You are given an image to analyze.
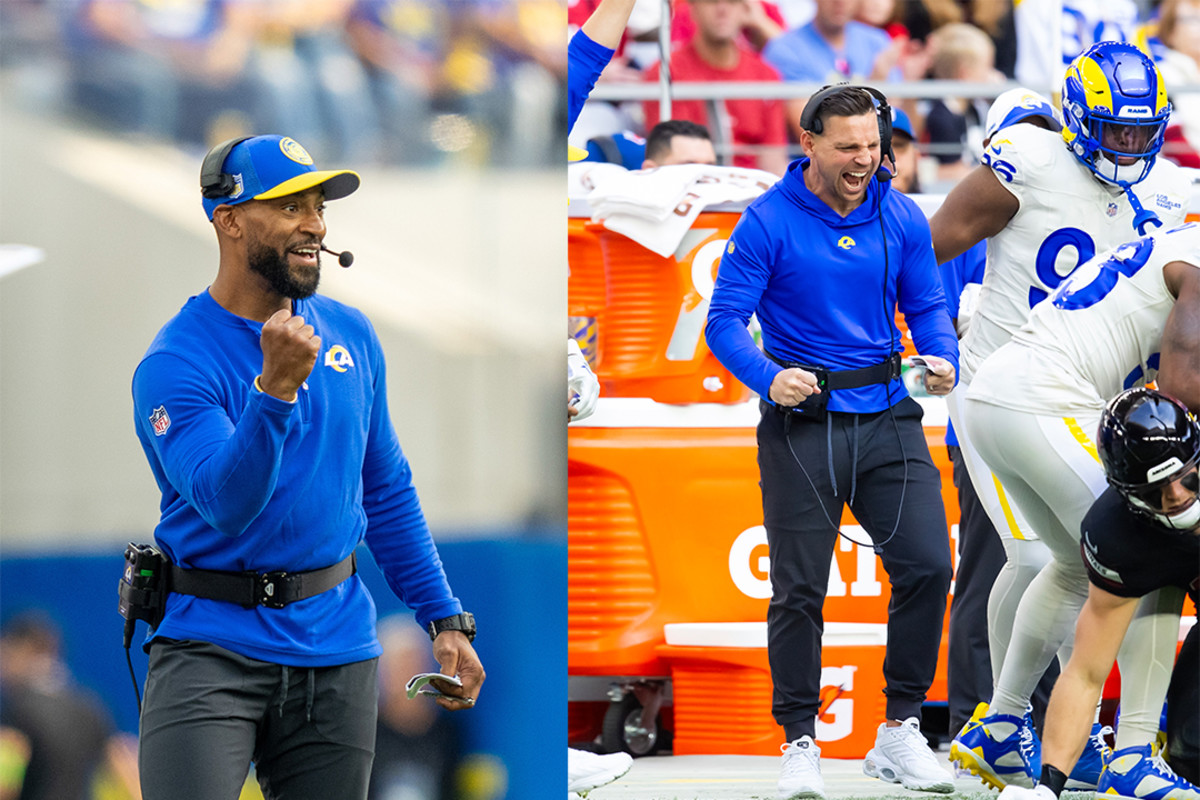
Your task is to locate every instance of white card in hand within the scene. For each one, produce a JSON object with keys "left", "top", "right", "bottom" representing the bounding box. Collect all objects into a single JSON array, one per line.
[{"left": 405, "top": 672, "right": 472, "bottom": 703}]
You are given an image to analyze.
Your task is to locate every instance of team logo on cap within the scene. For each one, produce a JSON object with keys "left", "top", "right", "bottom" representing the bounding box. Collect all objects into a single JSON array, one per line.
[
  {"left": 230, "top": 173, "right": 244, "bottom": 199},
  {"left": 149, "top": 405, "right": 171, "bottom": 436},
  {"left": 279, "top": 137, "right": 314, "bottom": 166},
  {"left": 324, "top": 345, "right": 355, "bottom": 372}
]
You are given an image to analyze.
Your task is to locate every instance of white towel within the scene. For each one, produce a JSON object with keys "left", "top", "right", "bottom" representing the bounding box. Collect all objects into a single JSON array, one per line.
[{"left": 586, "top": 165, "right": 779, "bottom": 257}]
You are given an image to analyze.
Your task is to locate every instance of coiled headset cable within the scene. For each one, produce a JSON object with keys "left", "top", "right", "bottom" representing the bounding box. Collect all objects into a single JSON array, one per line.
[{"left": 780, "top": 183, "right": 908, "bottom": 552}]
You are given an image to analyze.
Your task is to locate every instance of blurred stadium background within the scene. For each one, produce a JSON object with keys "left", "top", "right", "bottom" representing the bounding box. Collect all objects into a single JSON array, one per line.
[{"left": 0, "top": 1, "right": 568, "bottom": 798}]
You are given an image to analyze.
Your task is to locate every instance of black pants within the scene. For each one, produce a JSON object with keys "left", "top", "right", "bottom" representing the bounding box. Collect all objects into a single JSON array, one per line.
[
  {"left": 945, "top": 445, "right": 1059, "bottom": 735},
  {"left": 758, "top": 397, "right": 952, "bottom": 741},
  {"left": 946, "top": 444, "right": 1004, "bottom": 733},
  {"left": 139, "top": 639, "right": 378, "bottom": 800},
  {"left": 1167, "top": 620, "right": 1199, "bottom": 784}
]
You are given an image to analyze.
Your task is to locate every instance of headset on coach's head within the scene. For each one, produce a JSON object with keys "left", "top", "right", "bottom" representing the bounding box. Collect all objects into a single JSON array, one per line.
[{"left": 800, "top": 83, "right": 895, "bottom": 183}]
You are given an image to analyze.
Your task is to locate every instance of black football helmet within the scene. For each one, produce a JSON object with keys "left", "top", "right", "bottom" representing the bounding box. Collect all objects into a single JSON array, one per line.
[{"left": 1097, "top": 387, "right": 1200, "bottom": 529}]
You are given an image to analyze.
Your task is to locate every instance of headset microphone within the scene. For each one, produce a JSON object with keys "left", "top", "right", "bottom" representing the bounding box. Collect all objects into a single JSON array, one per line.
[{"left": 321, "top": 245, "right": 354, "bottom": 268}]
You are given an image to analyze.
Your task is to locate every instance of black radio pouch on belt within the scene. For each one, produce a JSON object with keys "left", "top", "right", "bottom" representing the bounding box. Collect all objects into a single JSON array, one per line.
[
  {"left": 764, "top": 349, "right": 902, "bottom": 423},
  {"left": 765, "top": 349, "right": 830, "bottom": 421},
  {"left": 118, "top": 543, "right": 168, "bottom": 642}
]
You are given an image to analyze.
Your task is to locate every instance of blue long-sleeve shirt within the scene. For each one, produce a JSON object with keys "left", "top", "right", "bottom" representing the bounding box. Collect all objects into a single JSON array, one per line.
[
  {"left": 132, "top": 290, "right": 461, "bottom": 666},
  {"left": 568, "top": 30, "right": 614, "bottom": 133},
  {"left": 706, "top": 158, "right": 959, "bottom": 414}
]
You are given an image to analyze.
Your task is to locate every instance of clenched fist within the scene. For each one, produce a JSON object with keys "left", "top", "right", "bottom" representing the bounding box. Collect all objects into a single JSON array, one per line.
[
  {"left": 769, "top": 367, "right": 821, "bottom": 407},
  {"left": 259, "top": 309, "right": 320, "bottom": 402}
]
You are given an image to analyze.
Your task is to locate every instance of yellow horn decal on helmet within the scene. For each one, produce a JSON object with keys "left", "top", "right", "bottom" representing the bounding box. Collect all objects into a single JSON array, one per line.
[
  {"left": 1077, "top": 56, "right": 1113, "bottom": 112},
  {"left": 1154, "top": 65, "right": 1168, "bottom": 114}
]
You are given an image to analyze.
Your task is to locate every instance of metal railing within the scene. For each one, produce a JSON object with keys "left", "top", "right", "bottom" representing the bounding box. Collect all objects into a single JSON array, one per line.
[{"left": 583, "top": 78, "right": 1200, "bottom": 166}]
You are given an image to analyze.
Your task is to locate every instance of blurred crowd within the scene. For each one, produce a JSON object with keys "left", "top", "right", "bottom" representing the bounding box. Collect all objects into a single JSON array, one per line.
[
  {"left": 0, "top": 0, "right": 569, "bottom": 168},
  {"left": 0, "top": 610, "right": 480, "bottom": 800},
  {"left": 568, "top": 0, "right": 1200, "bottom": 191}
]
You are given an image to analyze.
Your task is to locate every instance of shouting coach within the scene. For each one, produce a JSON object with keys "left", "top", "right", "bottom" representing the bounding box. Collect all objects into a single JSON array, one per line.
[{"left": 706, "top": 84, "right": 959, "bottom": 800}]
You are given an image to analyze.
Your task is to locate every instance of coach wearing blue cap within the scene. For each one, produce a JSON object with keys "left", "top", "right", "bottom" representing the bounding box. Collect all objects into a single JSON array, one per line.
[{"left": 131, "top": 135, "right": 483, "bottom": 800}]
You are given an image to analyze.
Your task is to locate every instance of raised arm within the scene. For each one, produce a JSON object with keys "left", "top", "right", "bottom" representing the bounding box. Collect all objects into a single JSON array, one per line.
[
  {"left": 580, "top": 0, "right": 638, "bottom": 50},
  {"left": 930, "top": 163, "right": 1019, "bottom": 264}
]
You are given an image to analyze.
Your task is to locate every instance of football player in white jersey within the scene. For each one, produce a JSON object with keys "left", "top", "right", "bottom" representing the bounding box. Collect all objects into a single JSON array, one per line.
[
  {"left": 928, "top": 40, "right": 1191, "bottom": 793},
  {"left": 940, "top": 86, "right": 1064, "bottom": 750},
  {"left": 960, "top": 221, "right": 1200, "bottom": 800},
  {"left": 1014, "top": 0, "right": 1142, "bottom": 94}
]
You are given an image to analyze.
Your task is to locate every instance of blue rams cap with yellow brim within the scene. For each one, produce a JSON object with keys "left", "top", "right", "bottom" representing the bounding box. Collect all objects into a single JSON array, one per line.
[{"left": 202, "top": 135, "right": 360, "bottom": 220}]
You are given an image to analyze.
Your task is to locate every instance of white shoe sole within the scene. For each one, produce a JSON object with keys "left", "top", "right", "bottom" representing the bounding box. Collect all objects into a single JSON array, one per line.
[
  {"left": 778, "top": 787, "right": 826, "bottom": 800},
  {"left": 863, "top": 749, "right": 955, "bottom": 793},
  {"left": 568, "top": 761, "right": 633, "bottom": 793}
]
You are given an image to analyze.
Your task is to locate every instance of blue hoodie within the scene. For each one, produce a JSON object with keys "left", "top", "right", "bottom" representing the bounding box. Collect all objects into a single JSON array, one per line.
[
  {"left": 132, "top": 290, "right": 462, "bottom": 666},
  {"left": 706, "top": 158, "right": 958, "bottom": 414}
]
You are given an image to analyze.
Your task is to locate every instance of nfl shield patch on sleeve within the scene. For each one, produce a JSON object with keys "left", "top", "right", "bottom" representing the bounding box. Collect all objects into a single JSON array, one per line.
[{"left": 150, "top": 406, "right": 171, "bottom": 436}]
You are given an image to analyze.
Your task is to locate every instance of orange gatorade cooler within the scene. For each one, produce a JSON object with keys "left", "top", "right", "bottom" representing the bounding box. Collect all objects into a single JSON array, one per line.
[
  {"left": 569, "top": 214, "right": 607, "bottom": 370},
  {"left": 568, "top": 399, "right": 959, "bottom": 703},
  {"left": 657, "top": 622, "right": 888, "bottom": 757},
  {"left": 568, "top": 403, "right": 768, "bottom": 678},
  {"left": 587, "top": 211, "right": 749, "bottom": 405}
]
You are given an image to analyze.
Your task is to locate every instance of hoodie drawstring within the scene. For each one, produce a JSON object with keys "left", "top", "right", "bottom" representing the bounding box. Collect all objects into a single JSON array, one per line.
[
  {"left": 278, "top": 665, "right": 289, "bottom": 717},
  {"left": 277, "top": 664, "right": 317, "bottom": 722},
  {"left": 305, "top": 668, "right": 315, "bottom": 722},
  {"left": 826, "top": 414, "right": 837, "bottom": 497},
  {"left": 848, "top": 415, "right": 860, "bottom": 507}
]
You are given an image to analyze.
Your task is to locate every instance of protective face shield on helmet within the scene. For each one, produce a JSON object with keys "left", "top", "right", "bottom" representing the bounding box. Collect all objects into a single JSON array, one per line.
[
  {"left": 1061, "top": 41, "right": 1170, "bottom": 189},
  {"left": 1098, "top": 388, "right": 1200, "bottom": 532},
  {"left": 1124, "top": 466, "right": 1200, "bottom": 531}
]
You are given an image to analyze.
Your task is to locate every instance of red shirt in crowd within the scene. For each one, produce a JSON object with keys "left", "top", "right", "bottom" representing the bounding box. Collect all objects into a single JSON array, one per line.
[
  {"left": 670, "top": 0, "right": 787, "bottom": 51},
  {"left": 643, "top": 41, "right": 787, "bottom": 171}
]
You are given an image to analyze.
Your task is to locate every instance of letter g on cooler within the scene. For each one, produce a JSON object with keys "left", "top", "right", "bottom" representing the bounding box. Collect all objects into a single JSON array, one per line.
[{"left": 728, "top": 526, "right": 772, "bottom": 599}]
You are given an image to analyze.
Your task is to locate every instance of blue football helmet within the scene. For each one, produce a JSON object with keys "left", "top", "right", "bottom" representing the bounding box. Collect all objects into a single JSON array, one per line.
[{"left": 1061, "top": 41, "right": 1170, "bottom": 188}]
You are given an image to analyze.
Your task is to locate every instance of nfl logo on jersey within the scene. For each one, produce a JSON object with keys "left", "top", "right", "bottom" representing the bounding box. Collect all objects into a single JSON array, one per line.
[
  {"left": 1106, "top": 202, "right": 1118, "bottom": 218},
  {"left": 150, "top": 405, "right": 171, "bottom": 437}
]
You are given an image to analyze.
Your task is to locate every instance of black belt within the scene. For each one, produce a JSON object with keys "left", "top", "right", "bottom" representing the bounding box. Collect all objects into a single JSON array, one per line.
[
  {"left": 764, "top": 349, "right": 902, "bottom": 390},
  {"left": 169, "top": 553, "right": 356, "bottom": 610}
]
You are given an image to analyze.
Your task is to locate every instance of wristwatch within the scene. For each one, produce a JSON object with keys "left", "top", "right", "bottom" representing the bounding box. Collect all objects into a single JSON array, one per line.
[{"left": 427, "top": 612, "right": 476, "bottom": 643}]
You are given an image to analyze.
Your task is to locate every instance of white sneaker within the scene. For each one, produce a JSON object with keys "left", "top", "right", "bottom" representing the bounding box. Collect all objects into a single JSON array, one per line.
[
  {"left": 567, "top": 747, "right": 633, "bottom": 794},
  {"left": 779, "top": 736, "right": 826, "bottom": 799},
  {"left": 863, "top": 718, "right": 955, "bottom": 793},
  {"left": 999, "top": 785, "right": 1058, "bottom": 800}
]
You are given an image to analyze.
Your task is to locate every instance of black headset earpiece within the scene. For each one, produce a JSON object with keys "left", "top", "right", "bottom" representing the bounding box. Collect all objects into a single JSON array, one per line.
[
  {"left": 200, "top": 136, "right": 252, "bottom": 199},
  {"left": 800, "top": 83, "right": 895, "bottom": 182},
  {"left": 799, "top": 82, "right": 850, "bottom": 135}
]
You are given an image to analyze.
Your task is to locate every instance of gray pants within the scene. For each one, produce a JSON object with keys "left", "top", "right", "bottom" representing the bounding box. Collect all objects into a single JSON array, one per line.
[{"left": 139, "top": 639, "right": 378, "bottom": 800}]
